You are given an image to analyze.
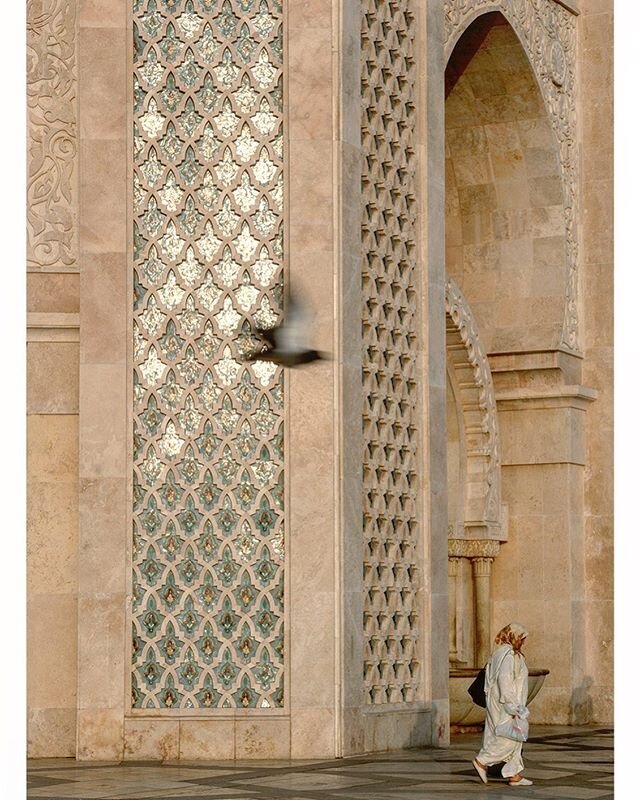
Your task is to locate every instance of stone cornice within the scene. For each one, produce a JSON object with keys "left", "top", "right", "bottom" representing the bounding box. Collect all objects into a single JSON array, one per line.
[
  {"left": 27, "top": 312, "right": 80, "bottom": 342},
  {"left": 495, "top": 385, "right": 598, "bottom": 411}
]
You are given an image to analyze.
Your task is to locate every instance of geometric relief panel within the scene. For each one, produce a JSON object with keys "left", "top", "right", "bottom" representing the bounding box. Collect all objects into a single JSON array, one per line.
[
  {"left": 132, "top": 0, "right": 284, "bottom": 710},
  {"left": 361, "top": 0, "right": 422, "bottom": 705}
]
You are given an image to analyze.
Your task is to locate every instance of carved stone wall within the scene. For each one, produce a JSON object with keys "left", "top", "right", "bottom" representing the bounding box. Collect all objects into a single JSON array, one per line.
[
  {"left": 444, "top": 0, "right": 578, "bottom": 351},
  {"left": 132, "top": 0, "right": 285, "bottom": 711},
  {"left": 27, "top": 0, "right": 78, "bottom": 271},
  {"left": 445, "top": 278, "right": 501, "bottom": 533},
  {"left": 361, "top": 0, "right": 422, "bottom": 706}
]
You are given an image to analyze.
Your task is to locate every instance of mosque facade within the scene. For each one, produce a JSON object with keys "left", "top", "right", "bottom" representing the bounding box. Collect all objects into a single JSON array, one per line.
[{"left": 27, "top": 0, "right": 612, "bottom": 759}]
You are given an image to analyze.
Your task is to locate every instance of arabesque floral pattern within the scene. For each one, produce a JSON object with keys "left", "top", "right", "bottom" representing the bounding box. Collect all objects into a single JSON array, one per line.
[{"left": 27, "top": 0, "right": 77, "bottom": 270}]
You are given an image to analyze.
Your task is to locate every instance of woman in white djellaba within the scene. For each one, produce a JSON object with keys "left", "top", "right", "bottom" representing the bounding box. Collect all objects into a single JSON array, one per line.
[{"left": 472, "top": 622, "right": 533, "bottom": 787}]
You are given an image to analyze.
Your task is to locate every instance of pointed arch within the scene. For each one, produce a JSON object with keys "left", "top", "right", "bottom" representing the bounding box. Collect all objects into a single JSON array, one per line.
[{"left": 444, "top": 0, "right": 579, "bottom": 351}]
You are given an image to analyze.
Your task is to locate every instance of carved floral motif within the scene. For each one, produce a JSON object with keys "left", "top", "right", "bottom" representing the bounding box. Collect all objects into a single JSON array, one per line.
[
  {"left": 444, "top": 0, "right": 579, "bottom": 351},
  {"left": 27, "top": 0, "right": 77, "bottom": 270}
]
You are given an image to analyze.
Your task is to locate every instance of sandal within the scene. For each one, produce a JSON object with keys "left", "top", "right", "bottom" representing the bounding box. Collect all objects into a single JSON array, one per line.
[
  {"left": 472, "top": 759, "right": 488, "bottom": 784},
  {"left": 509, "top": 777, "right": 533, "bottom": 787}
]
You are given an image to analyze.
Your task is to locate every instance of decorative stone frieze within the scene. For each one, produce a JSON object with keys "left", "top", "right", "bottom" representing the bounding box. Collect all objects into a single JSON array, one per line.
[
  {"left": 27, "top": 312, "right": 80, "bottom": 343},
  {"left": 445, "top": 278, "right": 501, "bottom": 530},
  {"left": 444, "top": 0, "right": 579, "bottom": 351},
  {"left": 27, "top": 0, "right": 78, "bottom": 271},
  {"left": 448, "top": 538, "right": 500, "bottom": 559}
]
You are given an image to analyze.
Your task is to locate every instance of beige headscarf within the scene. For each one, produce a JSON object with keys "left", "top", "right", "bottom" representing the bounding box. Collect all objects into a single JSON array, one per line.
[{"left": 494, "top": 622, "right": 529, "bottom": 649}]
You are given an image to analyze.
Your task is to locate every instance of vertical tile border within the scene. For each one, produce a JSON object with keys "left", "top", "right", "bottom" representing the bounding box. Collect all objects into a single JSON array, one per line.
[{"left": 77, "top": 0, "right": 129, "bottom": 760}]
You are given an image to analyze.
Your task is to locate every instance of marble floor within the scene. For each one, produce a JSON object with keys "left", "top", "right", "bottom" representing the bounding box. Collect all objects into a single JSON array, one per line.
[{"left": 27, "top": 727, "right": 613, "bottom": 800}]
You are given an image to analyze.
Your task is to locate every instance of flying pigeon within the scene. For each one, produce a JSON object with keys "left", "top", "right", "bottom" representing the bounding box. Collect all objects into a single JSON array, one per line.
[{"left": 244, "top": 293, "right": 324, "bottom": 367}]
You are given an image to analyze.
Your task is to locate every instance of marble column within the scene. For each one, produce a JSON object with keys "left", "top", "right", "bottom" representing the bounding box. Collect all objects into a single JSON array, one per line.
[
  {"left": 448, "top": 557, "right": 460, "bottom": 661},
  {"left": 472, "top": 557, "right": 493, "bottom": 667}
]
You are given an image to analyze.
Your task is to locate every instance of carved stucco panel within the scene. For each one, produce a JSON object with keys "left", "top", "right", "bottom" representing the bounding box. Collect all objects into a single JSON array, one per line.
[
  {"left": 27, "top": 0, "right": 78, "bottom": 271},
  {"left": 444, "top": 0, "right": 579, "bottom": 351}
]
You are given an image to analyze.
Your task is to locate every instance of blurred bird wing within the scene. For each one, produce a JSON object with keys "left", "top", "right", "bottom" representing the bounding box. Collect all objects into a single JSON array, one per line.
[{"left": 273, "top": 296, "right": 310, "bottom": 353}]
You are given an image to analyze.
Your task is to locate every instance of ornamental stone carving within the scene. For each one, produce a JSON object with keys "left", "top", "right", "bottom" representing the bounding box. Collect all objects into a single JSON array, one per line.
[
  {"left": 27, "top": 0, "right": 78, "bottom": 271},
  {"left": 445, "top": 278, "right": 501, "bottom": 533},
  {"left": 362, "top": 0, "right": 422, "bottom": 706},
  {"left": 448, "top": 539, "right": 500, "bottom": 559},
  {"left": 444, "top": 0, "right": 579, "bottom": 352}
]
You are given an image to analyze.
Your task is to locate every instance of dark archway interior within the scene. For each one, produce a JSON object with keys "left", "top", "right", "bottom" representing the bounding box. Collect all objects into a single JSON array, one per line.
[{"left": 445, "top": 12, "right": 504, "bottom": 99}]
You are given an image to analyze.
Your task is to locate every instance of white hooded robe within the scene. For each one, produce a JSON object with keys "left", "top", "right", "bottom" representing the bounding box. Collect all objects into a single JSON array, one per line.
[{"left": 476, "top": 643, "right": 529, "bottom": 778}]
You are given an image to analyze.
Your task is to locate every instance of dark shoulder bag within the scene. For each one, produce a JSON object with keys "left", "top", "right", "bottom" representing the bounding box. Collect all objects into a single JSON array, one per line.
[{"left": 468, "top": 667, "right": 486, "bottom": 707}]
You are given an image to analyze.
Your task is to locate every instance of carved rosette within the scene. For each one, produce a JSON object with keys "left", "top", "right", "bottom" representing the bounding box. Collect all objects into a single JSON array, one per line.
[
  {"left": 27, "top": 0, "right": 78, "bottom": 271},
  {"left": 445, "top": 278, "right": 501, "bottom": 527},
  {"left": 444, "top": 0, "right": 579, "bottom": 351}
]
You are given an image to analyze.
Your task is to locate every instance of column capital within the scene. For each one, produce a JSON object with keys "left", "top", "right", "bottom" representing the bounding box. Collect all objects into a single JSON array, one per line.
[
  {"left": 471, "top": 557, "right": 493, "bottom": 578},
  {"left": 448, "top": 556, "right": 462, "bottom": 576},
  {"left": 448, "top": 538, "right": 500, "bottom": 559}
]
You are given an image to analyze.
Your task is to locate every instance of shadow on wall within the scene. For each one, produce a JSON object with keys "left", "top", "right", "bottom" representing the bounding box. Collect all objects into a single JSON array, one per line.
[{"left": 569, "top": 677, "right": 594, "bottom": 725}]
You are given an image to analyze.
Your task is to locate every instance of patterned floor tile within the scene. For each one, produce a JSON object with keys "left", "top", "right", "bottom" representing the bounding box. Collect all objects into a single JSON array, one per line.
[{"left": 27, "top": 727, "right": 614, "bottom": 800}]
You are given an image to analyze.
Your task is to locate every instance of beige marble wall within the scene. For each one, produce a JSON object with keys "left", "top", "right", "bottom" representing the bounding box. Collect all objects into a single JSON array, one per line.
[
  {"left": 490, "top": 376, "right": 594, "bottom": 724},
  {"left": 70, "top": 0, "right": 352, "bottom": 760},
  {"left": 121, "top": 715, "right": 292, "bottom": 760},
  {"left": 27, "top": 399, "right": 79, "bottom": 757},
  {"left": 578, "top": 0, "right": 613, "bottom": 724},
  {"left": 287, "top": 0, "right": 339, "bottom": 758}
]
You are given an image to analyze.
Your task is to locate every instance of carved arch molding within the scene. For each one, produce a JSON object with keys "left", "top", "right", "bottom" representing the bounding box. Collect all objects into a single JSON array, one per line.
[
  {"left": 445, "top": 277, "right": 501, "bottom": 537},
  {"left": 444, "top": 0, "right": 579, "bottom": 352}
]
